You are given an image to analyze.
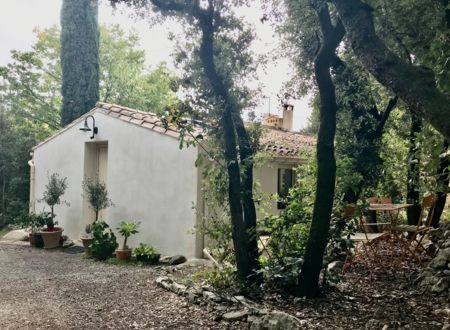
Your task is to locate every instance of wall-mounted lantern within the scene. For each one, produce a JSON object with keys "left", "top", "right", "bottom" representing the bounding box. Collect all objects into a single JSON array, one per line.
[{"left": 79, "top": 115, "right": 98, "bottom": 139}]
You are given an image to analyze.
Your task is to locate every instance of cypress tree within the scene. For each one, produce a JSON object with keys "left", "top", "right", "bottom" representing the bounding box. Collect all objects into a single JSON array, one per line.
[{"left": 60, "top": 0, "right": 99, "bottom": 126}]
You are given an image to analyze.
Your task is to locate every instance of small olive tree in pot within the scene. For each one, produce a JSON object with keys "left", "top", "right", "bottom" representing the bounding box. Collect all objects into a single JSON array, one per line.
[
  {"left": 39, "top": 173, "right": 68, "bottom": 249},
  {"left": 116, "top": 221, "right": 140, "bottom": 261},
  {"left": 81, "top": 177, "right": 113, "bottom": 252}
]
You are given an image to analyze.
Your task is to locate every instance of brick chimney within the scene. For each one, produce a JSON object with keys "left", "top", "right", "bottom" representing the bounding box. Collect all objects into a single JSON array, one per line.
[{"left": 282, "top": 104, "right": 294, "bottom": 131}]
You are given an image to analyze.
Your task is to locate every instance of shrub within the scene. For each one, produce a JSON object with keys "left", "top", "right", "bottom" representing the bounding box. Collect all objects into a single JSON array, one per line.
[
  {"left": 90, "top": 221, "right": 117, "bottom": 260},
  {"left": 134, "top": 243, "right": 160, "bottom": 264},
  {"left": 15, "top": 212, "right": 51, "bottom": 233}
]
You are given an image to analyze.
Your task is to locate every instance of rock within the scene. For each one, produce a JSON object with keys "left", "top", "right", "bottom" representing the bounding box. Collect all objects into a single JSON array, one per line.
[
  {"left": 249, "top": 311, "right": 309, "bottom": 330},
  {"left": 160, "top": 255, "right": 187, "bottom": 265},
  {"left": 170, "top": 282, "right": 187, "bottom": 294},
  {"left": 155, "top": 276, "right": 173, "bottom": 291},
  {"left": 62, "top": 239, "right": 74, "bottom": 248},
  {"left": 222, "top": 309, "right": 248, "bottom": 321},
  {"left": 0, "top": 229, "right": 29, "bottom": 243},
  {"left": 327, "top": 261, "right": 344, "bottom": 273},
  {"left": 169, "top": 255, "right": 187, "bottom": 265},
  {"left": 184, "top": 258, "right": 213, "bottom": 267},
  {"left": 202, "top": 291, "right": 222, "bottom": 302},
  {"left": 429, "top": 252, "right": 449, "bottom": 269},
  {"left": 431, "top": 278, "right": 449, "bottom": 294}
]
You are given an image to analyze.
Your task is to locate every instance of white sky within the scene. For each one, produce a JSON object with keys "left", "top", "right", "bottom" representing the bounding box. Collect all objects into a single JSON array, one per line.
[{"left": 0, "top": 0, "right": 311, "bottom": 130}]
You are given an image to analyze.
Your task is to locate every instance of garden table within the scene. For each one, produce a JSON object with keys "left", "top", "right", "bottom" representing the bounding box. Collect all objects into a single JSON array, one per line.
[{"left": 368, "top": 203, "right": 413, "bottom": 262}]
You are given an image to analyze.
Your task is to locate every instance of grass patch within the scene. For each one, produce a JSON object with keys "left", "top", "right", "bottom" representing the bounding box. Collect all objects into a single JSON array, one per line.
[{"left": 0, "top": 227, "right": 11, "bottom": 239}]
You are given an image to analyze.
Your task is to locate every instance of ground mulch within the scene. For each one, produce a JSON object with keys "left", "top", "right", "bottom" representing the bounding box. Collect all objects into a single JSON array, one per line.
[{"left": 0, "top": 244, "right": 240, "bottom": 330}]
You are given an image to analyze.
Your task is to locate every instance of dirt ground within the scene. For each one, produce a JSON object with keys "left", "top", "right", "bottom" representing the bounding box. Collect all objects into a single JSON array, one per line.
[
  {"left": 0, "top": 244, "right": 239, "bottom": 330},
  {"left": 1, "top": 243, "right": 449, "bottom": 330}
]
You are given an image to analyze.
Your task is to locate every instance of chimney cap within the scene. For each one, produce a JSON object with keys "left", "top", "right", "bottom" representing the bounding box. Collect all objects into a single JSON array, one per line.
[{"left": 282, "top": 103, "right": 294, "bottom": 111}]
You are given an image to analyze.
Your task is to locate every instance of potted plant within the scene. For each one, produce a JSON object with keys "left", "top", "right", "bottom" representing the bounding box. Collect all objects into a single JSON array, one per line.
[
  {"left": 81, "top": 177, "right": 113, "bottom": 253},
  {"left": 116, "top": 221, "right": 140, "bottom": 261},
  {"left": 134, "top": 243, "right": 160, "bottom": 264},
  {"left": 39, "top": 173, "right": 68, "bottom": 249},
  {"left": 15, "top": 212, "right": 50, "bottom": 248},
  {"left": 90, "top": 221, "right": 117, "bottom": 261}
]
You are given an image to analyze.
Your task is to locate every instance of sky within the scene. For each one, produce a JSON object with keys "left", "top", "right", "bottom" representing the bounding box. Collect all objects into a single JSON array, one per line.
[{"left": 0, "top": 0, "right": 312, "bottom": 130}]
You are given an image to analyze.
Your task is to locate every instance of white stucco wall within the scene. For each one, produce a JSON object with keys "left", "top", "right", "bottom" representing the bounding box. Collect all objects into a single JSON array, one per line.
[{"left": 32, "top": 111, "right": 201, "bottom": 257}]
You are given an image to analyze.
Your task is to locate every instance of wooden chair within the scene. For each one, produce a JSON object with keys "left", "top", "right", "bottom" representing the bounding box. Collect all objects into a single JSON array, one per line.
[
  {"left": 342, "top": 205, "right": 389, "bottom": 275},
  {"left": 366, "top": 197, "right": 391, "bottom": 233},
  {"left": 392, "top": 195, "right": 436, "bottom": 259}
]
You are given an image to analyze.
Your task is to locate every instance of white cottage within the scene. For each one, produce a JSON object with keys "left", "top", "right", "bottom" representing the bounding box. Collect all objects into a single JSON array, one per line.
[{"left": 29, "top": 103, "right": 314, "bottom": 258}]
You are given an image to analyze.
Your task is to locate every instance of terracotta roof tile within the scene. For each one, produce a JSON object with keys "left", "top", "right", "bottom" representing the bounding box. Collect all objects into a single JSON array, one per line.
[
  {"left": 95, "top": 103, "right": 315, "bottom": 158},
  {"left": 259, "top": 127, "right": 315, "bottom": 158}
]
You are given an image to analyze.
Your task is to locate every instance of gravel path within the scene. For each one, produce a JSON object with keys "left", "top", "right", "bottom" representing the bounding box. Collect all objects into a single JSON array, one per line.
[{"left": 0, "top": 244, "right": 239, "bottom": 330}]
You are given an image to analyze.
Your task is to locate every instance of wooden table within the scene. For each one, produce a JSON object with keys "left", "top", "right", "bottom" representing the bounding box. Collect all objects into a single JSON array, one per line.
[{"left": 368, "top": 203, "right": 413, "bottom": 228}]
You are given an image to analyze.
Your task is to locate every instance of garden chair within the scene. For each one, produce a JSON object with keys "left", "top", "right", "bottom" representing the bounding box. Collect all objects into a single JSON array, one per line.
[
  {"left": 366, "top": 197, "right": 391, "bottom": 233},
  {"left": 342, "top": 205, "right": 389, "bottom": 275},
  {"left": 392, "top": 195, "right": 436, "bottom": 260}
]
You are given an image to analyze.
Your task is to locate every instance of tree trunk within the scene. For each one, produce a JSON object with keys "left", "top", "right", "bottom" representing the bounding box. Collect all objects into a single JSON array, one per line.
[
  {"left": 296, "top": 5, "right": 344, "bottom": 298},
  {"left": 431, "top": 139, "right": 449, "bottom": 227},
  {"left": 197, "top": 10, "right": 259, "bottom": 284},
  {"left": 332, "top": 0, "right": 450, "bottom": 139},
  {"left": 406, "top": 114, "right": 422, "bottom": 225}
]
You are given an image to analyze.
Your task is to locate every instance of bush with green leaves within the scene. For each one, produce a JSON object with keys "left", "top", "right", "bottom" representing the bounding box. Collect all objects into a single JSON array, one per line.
[
  {"left": 15, "top": 212, "right": 52, "bottom": 233},
  {"left": 134, "top": 243, "right": 159, "bottom": 264},
  {"left": 117, "top": 221, "right": 140, "bottom": 250},
  {"left": 193, "top": 267, "right": 238, "bottom": 290},
  {"left": 90, "top": 221, "right": 117, "bottom": 260},
  {"left": 40, "top": 173, "right": 68, "bottom": 227}
]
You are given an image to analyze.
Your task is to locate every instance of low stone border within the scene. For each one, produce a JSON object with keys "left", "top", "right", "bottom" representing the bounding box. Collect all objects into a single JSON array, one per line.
[{"left": 155, "top": 275, "right": 312, "bottom": 329}]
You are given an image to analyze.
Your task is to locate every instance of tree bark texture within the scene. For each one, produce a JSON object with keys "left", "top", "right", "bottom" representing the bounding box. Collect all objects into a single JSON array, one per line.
[
  {"left": 332, "top": 0, "right": 450, "bottom": 139},
  {"left": 406, "top": 114, "right": 422, "bottom": 225},
  {"left": 197, "top": 10, "right": 260, "bottom": 284},
  {"left": 296, "top": 4, "right": 344, "bottom": 298},
  {"left": 431, "top": 139, "right": 449, "bottom": 227},
  {"left": 127, "top": 0, "right": 260, "bottom": 284}
]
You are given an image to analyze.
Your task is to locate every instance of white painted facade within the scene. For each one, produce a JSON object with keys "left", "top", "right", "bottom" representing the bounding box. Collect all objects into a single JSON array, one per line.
[
  {"left": 31, "top": 110, "right": 202, "bottom": 258},
  {"left": 30, "top": 105, "right": 306, "bottom": 258}
]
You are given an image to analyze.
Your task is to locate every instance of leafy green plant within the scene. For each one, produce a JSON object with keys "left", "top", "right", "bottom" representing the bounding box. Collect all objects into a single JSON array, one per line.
[
  {"left": 134, "top": 243, "right": 160, "bottom": 264},
  {"left": 40, "top": 173, "right": 68, "bottom": 227},
  {"left": 193, "top": 267, "right": 238, "bottom": 290},
  {"left": 82, "top": 177, "right": 113, "bottom": 223},
  {"left": 15, "top": 212, "right": 51, "bottom": 233},
  {"left": 117, "top": 221, "right": 140, "bottom": 249},
  {"left": 90, "top": 221, "right": 117, "bottom": 261}
]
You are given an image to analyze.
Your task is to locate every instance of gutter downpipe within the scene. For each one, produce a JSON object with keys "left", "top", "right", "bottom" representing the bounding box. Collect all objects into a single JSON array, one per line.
[{"left": 28, "top": 155, "right": 35, "bottom": 214}]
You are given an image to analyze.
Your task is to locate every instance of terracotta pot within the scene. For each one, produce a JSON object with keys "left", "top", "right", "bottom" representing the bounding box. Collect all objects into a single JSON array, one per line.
[
  {"left": 29, "top": 232, "right": 44, "bottom": 248},
  {"left": 116, "top": 248, "right": 132, "bottom": 261},
  {"left": 40, "top": 227, "right": 63, "bottom": 249},
  {"left": 80, "top": 236, "right": 93, "bottom": 256}
]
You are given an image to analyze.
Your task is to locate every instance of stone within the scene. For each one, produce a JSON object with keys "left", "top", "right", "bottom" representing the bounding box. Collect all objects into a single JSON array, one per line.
[
  {"left": 169, "top": 255, "right": 187, "bottom": 265},
  {"left": 431, "top": 278, "right": 449, "bottom": 294},
  {"left": 202, "top": 291, "right": 222, "bottom": 303},
  {"left": 429, "top": 252, "right": 449, "bottom": 269},
  {"left": 327, "top": 261, "right": 344, "bottom": 273},
  {"left": 222, "top": 309, "right": 248, "bottom": 321},
  {"left": 62, "top": 239, "right": 74, "bottom": 248},
  {"left": 160, "top": 255, "right": 187, "bottom": 265},
  {"left": 0, "top": 229, "right": 29, "bottom": 243},
  {"left": 170, "top": 282, "right": 187, "bottom": 294},
  {"left": 249, "top": 311, "right": 309, "bottom": 330},
  {"left": 155, "top": 276, "right": 173, "bottom": 291}
]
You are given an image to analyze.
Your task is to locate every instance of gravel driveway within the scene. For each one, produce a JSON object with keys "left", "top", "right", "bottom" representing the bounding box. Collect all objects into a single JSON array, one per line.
[{"left": 0, "top": 244, "right": 239, "bottom": 330}]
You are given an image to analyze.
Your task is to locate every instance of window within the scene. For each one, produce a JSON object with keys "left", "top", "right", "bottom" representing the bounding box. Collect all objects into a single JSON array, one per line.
[{"left": 277, "top": 168, "right": 295, "bottom": 209}]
